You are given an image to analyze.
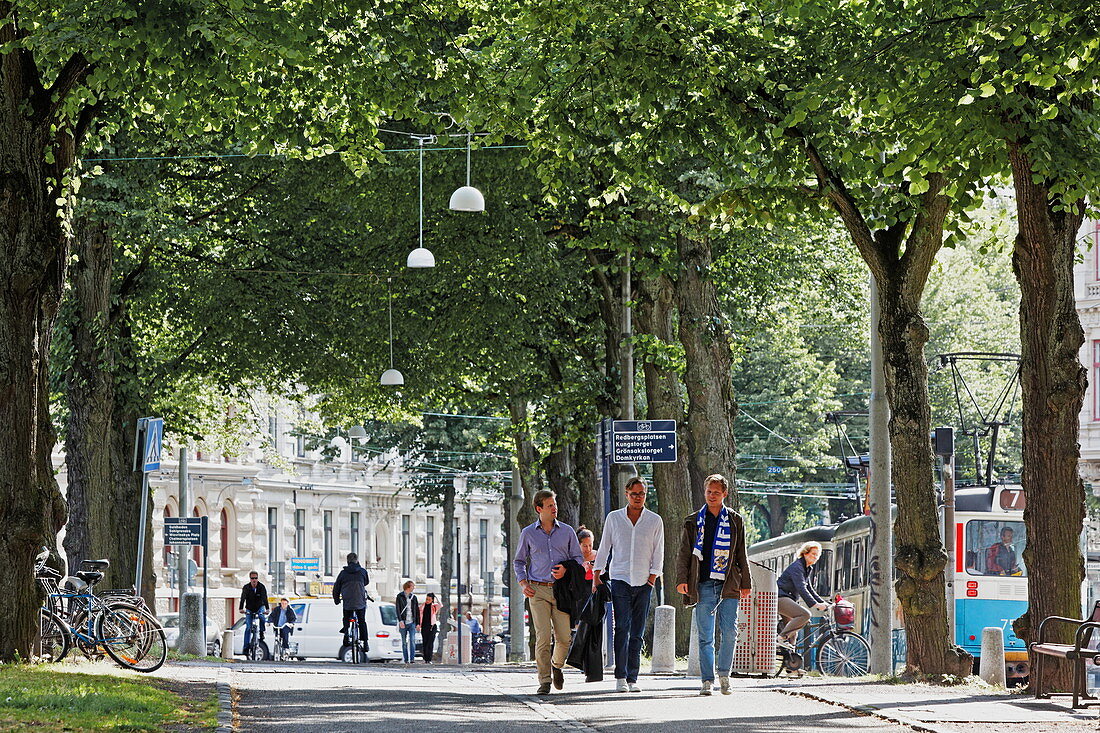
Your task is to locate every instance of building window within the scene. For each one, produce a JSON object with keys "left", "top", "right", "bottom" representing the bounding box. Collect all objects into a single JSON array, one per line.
[
  {"left": 296, "top": 434, "right": 306, "bottom": 458},
  {"left": 220, "top": 508, "right": 229, "bottom": 567},
  {"left": 295, "top": 509, "right": 306, "bottom": 556},
  {"left": 192, "top": 507, "right": 202, "bottom": 566},
  {"left": 479, "top": 519, "right": 489, "bottom": 580},
  {"left": 401, "top": 515, "right": 411, "bottom": 577},
  {"left": 1094, "top": 341, "right": 1100, "bottom": 420},
  {"left": 267, "top": 508, "right": 278, "bottom": 565},
  {"left": 350, "top": 512, "right": 360, "bottom": 558},
  {"left": 426, "top": 517, "right": 435, "bottom": 578},
  {"left": 268, "top": 414, "right": 278, "bottom": 444},
  {"left": 323, "top": 511, "right": 333, "bottom": 575}
]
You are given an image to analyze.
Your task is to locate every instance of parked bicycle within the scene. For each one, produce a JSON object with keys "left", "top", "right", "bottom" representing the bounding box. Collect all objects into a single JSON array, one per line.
[
  {"left": 34, "top": 547, "right": 166, "bottom": 672},
  {"left": 776, "top": 597, "right": 870, "bottom": 678}
]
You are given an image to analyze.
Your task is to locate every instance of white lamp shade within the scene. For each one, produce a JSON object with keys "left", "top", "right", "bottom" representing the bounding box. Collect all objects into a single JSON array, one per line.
[
  {"left": 449, "top": 185, "right": 485, "bottom": 212},
  {"left": 380, "top": 368, "right": 405, "bottom": 386},
  {"left": 328, "top": 436, "right": 348, "bottom": 449},
  {"left": 406, "top": 247, "right": 435, "bottom": 268},
  {"left": 348, "top": 425, "right": 367, "bottom": 439}
]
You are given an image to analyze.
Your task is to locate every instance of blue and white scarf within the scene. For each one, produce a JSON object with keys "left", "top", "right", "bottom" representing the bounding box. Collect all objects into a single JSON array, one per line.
[{"left": 693, "top": 505, "right": 732, "bottom": 580}]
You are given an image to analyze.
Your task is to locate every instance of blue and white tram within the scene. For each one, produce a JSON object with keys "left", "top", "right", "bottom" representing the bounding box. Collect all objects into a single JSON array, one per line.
[
  {"left": 748, "top": 484, "right": 1028, "bottom": 680},
  {"left": 952, "top": 484, "right": 1028, "bottom": 681}
]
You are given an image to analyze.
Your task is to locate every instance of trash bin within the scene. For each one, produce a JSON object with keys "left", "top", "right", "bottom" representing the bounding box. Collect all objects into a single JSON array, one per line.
[{"left": 732, "top": 562, "right": 778, "bottom": 676}]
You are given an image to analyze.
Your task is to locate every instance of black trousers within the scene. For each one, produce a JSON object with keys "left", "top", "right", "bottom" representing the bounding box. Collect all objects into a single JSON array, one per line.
[{"left": 421, "top": 627, "right": 437, "bottom": 662}]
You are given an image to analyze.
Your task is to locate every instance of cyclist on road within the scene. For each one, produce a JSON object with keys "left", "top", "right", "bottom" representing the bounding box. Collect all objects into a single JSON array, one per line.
[
  {"left": 777, "top": 542, "right": 829, "bottom": 649},
  {"left": 269, "top": 597, "right": 297, "bottom": 652},
  {"left": 333, "top": 552, "right": 370, "bottom": 650},
  {"left": 240, "top": 571, "right": 270, "bottom": 652}
]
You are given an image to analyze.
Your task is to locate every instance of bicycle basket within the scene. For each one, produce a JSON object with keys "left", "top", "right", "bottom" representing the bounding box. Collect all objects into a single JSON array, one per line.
[{"left": 833, "top": 597, "right": 855, "bottom": 628}]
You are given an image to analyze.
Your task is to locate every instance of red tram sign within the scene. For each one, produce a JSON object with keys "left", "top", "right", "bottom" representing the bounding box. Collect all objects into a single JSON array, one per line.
[{"left": 998, "top": 488, "right": 1026, "bottom": 511}]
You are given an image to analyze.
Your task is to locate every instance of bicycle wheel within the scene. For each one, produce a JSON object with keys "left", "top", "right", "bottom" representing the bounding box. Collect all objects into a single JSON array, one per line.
[
  {"left": 38, "top": 608, "right": 71, "bottom": 662},
  {"left": 816, "top": 631, "right": 870, "bottom": 677},
  {"left": 351, "top": 633, "right": 361, "bottom": 664},
  {"left": 246, "top": 638, "right": 266, "bottom": 661},
  {"left": 96, "top": 604, "right": 167, "bottom": 672}
]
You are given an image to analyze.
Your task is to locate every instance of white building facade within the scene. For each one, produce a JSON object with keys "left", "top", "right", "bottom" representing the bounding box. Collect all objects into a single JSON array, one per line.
[{"left": 60, "top": 400, "right": 507, "bottom": 632}]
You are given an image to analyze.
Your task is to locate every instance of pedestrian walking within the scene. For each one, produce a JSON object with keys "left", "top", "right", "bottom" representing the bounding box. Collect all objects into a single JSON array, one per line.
[
  {"left": 332, "top": 553, "right": 370, "bottom": 652},
  {"left": 577, "top": 526, "right": 597, "bottom": 580},
  {"left": 513, "top": 488, "right": 585, "bottom": 695},
  {"left": 395, "top": 581, "right": 420, "bottom": 663},
  {"left": 675, "top": 474, "right": 751, "bottom": 696},
  {"left": 239, "top": 571, "right": 269, "bottom": 651},
  {"left": 465, "top": 611, "right": 482, "bottom": 636},
  {"left": 420, "top": 593, "right": 441, "bottom": 663},
  {"left": 593, "top": 477, "right": 664, "bottom": 693}
]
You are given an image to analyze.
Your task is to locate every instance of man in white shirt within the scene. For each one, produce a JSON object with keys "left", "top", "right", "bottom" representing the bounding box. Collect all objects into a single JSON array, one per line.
[{"left": 594, "top": 477, "right": 664, "bottom": 693}]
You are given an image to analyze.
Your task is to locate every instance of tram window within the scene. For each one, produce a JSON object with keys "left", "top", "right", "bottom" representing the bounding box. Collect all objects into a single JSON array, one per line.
[
  {"left": 834, "top": 541, "right": 852, "bottom": 591},
  {"left": 815, "top": 550, "right": 832, "bottom": 596},
  {"left": 852, "top": 539, "right": 865, "bottom": 588},
  {"left": 965, "top": 520, "right": 1027, "bottom": 577}
]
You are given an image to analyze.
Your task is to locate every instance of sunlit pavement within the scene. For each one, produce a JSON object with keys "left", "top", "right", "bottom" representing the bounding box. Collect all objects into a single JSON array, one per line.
[{"left": 153, "top": 660, "right": 1100, "bottom": 732}]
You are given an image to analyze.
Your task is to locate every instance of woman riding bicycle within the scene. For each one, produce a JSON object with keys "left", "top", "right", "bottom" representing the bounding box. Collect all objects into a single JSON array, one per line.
[{"left": 777, "top": 541, "right": 829, "bottom": 649}]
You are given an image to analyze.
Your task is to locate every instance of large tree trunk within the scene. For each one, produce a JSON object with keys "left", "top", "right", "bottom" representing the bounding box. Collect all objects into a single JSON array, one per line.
[
  {"left": 808, "top": 147, "right": 969, "bottom": 675},
  {"left": 61, "top": 221, "right": 115, "bottom": 574},
  {"left": 637, "top": 272, "right": 694, "bottom": 654},
  {"left": 879, "top": 267, "right": 970, "bottom": 677},
  {"left": 676, "top": 232, "right": 738, "bottom": 508},
  {"left": 438, "top": 480, "right": 456, "bottom": 657},
  {"left": 62, "top": 218, "right": 152, "bottom": 597},
  {"left": 573, "top": 435, "right": 602, "bottom": 538},
  {"left": 508, "top": 396, "right": 541, "bottom": 529},
  {"left": 1007, "top": 141, "right": 1087, "bottom": 694},
  {"left": 0, "top": 30, "right": 85, "bottom": 660},
  {"left": 545, "top": 433, "right": 578, "bottom": 528},
  {"left": 764, "top": 495, "right": 789, "bottom": 538}
]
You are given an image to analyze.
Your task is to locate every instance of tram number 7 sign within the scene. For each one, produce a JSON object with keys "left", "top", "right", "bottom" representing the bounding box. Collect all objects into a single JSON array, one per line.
[{"left": 612, "top": 420, "right": 678, "bottom": 463}]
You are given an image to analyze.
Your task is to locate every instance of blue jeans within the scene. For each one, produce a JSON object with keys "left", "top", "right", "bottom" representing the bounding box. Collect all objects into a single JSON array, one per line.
[
  {"left": 400, "top": 623, "right": 417, "bottom": 662},
  {"left": 695, "top": 580, "right": 739, "bottom": 682},
  {"left": 609, "top": 580, "right": 653, "bottom": 683},
  {"left": 243, "top": 610, "right": 266, "bottom": 650}
]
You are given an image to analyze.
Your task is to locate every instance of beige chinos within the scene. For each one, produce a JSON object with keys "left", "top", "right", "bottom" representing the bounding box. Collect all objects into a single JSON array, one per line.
[{"left": 529, "top": 583, "right": 572, "bottom": 684}]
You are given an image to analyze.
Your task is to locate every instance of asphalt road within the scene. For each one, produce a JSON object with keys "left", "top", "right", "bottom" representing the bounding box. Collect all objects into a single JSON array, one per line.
[{"left": 229, "top": 662, "right": 920, "bottom": 733}]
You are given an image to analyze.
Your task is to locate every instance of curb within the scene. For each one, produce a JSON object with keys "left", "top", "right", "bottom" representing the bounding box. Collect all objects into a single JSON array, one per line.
[
  {"left": 777, "top": 687, "right": 951, "bottom": 733},
  {"left": 215, "top": 668, "right": 234, "bottom": 732}
]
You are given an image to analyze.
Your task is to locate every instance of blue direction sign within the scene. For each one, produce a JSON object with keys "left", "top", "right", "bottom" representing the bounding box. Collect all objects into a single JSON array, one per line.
[
  {"left": 290, "top": 557, "right": 320, "bottom": 572},
  {"left": 142, "top": 417, "right": 164, "bottom": 473},
  {"left": 612, "top": 420, "right": 678, "bottom": 463},
  {"left": 164, "top": 517, "right": 206, "bottom": 546}
]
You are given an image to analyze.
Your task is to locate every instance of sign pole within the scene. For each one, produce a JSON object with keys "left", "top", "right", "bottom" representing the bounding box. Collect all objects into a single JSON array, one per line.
[
  {"left": 178, "top": 448, "right": 189, "bottom": 611},
  {"left": 868, "top": 275, "right": 894, "bottom": 675},
  {"left": 203, "top": 516, "right": 209, "bottom": 638}
]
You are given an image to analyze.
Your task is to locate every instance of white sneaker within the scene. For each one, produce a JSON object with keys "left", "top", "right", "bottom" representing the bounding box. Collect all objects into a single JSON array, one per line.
[
  {"left": 719, "top": 677, "right": 731, "bottom": 695},
  {"left": 628, "top": 682, "right": 640, "bottom": 693},
  {"left": 616, "top": 678, "right": 628, "bottom": 693},
  {"left": 700, "top": 680, "right": 713, "bottom": 696}
]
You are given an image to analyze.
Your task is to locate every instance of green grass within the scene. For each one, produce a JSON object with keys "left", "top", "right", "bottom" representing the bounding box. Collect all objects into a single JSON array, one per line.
[{"left": 0, "top": 665, "right": 218, "bottom": 731}]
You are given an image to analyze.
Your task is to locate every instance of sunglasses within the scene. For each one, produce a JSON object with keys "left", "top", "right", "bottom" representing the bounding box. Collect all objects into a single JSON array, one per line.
[{"left": 626, "top": 491, "right": 647, "bottom": 498}]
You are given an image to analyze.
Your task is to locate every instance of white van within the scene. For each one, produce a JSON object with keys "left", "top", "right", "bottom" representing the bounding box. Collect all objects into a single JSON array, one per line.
[{"left": 231, "top": 598, "right": 402, "bottom": 661}]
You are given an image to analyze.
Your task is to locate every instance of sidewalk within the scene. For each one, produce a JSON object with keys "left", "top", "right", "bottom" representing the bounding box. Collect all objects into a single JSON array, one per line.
[{"left": 777, "top": 676, "right": 1100, "bottom": 732}]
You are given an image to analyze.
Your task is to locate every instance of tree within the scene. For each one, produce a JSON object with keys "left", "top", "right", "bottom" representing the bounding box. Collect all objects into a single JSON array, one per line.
[{"left": 0, "top": 0, "right": 458, "bottom": 659}]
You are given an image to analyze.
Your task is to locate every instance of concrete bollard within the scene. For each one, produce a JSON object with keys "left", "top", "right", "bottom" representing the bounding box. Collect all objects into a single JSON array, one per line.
[
  {"left": 979, "top": 627, "right": 1006, "bottom": 686},
  {"left": 221, "top": 630, "right": 234, "bottom": 659},
  {"left": 460, "top": 631, "right": 472, "bottom": 665},
  {"left": 651, "top": 605, "right": 676, "bottom": 674},
  {"left": 179, "top": 592, "right": 205, "bottom": 656},
  {"left": 688, "top": 611, "right": 700, "bottom": 677},
  {"left": 494, "top": 642, "right": 507, "bottom": 664}
]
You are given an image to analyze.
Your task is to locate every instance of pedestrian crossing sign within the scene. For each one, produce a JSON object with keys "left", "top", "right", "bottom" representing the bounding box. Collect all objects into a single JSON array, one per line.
[{"left": 142, "top": 417, "right": 164, "bottom": 473}]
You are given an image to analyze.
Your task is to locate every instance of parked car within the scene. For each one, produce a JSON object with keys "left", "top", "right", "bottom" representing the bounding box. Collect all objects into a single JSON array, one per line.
[
  {"left": 160, "top": 613, "right": 223, "bottom": 656},
  {"left": 231, "top": 598, "right": 403, "bottom": 661}
]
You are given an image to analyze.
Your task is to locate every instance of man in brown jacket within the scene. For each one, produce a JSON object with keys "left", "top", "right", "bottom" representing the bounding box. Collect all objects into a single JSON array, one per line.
[{"left": 675, "top": 474, "right": 751, "bottom": 696}]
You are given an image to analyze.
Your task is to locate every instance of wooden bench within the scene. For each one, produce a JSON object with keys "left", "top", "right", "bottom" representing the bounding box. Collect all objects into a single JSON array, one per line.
[{"left": 1030, "top": 600, "right": 1100, "bottom": 709}]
